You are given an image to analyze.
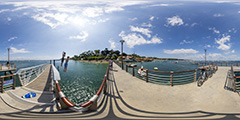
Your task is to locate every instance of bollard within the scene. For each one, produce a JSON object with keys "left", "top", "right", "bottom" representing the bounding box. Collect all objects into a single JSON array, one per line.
[
  {"left": 126, "top": 65, "right": 128, "bottom": 72},
  {"left": 194, "top": 69, "right": 197, "bottom": 82},
  {"left": 146, "top": 70, "right": 149, "bottom": 82},
  {"left": 170, "top": 71, "right": 173, "bottom": 86},
  {"left": 132, "top": 67, "right": 135, "bottom": 76}
]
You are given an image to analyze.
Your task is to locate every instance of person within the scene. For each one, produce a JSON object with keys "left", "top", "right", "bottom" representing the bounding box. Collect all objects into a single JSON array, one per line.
[
  {"left": 61, "top": 52, "right": 66, "bottom": 67},
  {"left": 64, "top": 56, "right": 70, "bottom": 72}
]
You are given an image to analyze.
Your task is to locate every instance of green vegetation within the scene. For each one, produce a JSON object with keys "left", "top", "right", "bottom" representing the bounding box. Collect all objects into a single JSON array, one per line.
[
  {"left": 72, "top": 48, "right": 186, "bottom": 62},
  {"left": 72, "top": 48, "right": 123, "bottom": 60}
]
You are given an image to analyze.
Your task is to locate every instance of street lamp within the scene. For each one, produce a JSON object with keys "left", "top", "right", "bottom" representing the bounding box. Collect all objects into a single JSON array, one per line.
[
  {"left": 7, "top": 48, "right": 10, "bottom": 64},
  {"left": 120, "top": 40, "right": 125, "bottom": 70},
  {"left": 204, "top": 49, "right": 207, "bottom": 66}
]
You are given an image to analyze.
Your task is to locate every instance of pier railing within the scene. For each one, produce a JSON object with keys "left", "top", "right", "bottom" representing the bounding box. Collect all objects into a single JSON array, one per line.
[
  {"left": 52, "top": 63, "right": 110, "bottom": 111},
  {"left": 0, "top": 74, "right": 15, "bottom": 93},
  {"left": 0, "top": 63, "right": 16, "bottom": 71},
  {"left": 16, "top": 64, "right": 48, "bottom": 86},
  {"left": 115, "top": 61, "right": 218, "bottom": 86},
  {"left": 231, "top": 64, "right": 240, "bottom": 92}
]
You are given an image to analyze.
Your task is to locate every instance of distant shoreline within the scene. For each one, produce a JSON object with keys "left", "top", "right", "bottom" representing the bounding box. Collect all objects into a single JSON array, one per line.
[{"left": 75, "top": 60, "right": 109, "bottom": 63}]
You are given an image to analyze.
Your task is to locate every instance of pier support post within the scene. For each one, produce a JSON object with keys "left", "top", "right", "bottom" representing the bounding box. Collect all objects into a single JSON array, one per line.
[
  {"left": 1, "top": 78, "right": 4, "bottom": 93},
  {"left": 146, "top": 70, "right": 148, "bottom": 82},
  {"left": 132, "top": 67, "right": 135, "bottom": 76},
  {"left": 194, "top": 69, "right": 197, "bottom": 82},
  {"left": 170, "top": 71, "right": 173, "bottom": 86}
]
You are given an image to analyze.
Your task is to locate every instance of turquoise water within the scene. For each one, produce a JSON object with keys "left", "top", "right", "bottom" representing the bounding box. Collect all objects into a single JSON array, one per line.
[{"left": 54, "top": 60, "right": 108, "bottom": 104}]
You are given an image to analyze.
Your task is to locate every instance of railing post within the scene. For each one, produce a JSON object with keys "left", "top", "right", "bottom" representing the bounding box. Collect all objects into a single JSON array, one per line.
[
  {"left": 146, "top": 69, "right": 148, "bottom": 82},
  {"left": 53, "top": 60, "right": 55, "bottom": 66},
  {"left": 12, "top": 75, "right": 15, "bottom": 90},
  {"left": 194, "top": 69, "right": 197, "bottom": 82},
  {"left": 126, "top": 65, "right": 128, "bottom": 72},
  {"left": 170, "top": 71, "right": 173, "bottom": 86},
  {"left": 132, "top": 67, "right": 135, "bottom": 76},
  {"left": 234, "top": 77, "right": 237, "bottom": 92},
  {"left": 1, "top": 78, "right": 4, "bottom": 93}
]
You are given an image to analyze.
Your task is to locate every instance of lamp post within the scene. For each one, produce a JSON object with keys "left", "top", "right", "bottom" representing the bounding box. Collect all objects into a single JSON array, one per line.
[
  {"left": 7, "top": 48, "right": 10, "bottom": 64},
  {"left": 120, "top": 40, "right": 125, "bottom": 70},
  {"left": 204, "top": 49, "right": 207, "bottom": 66}
]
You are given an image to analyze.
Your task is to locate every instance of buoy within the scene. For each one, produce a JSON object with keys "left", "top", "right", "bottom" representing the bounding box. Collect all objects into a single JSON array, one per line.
[{"left": 154, "top": 67, "right": 158, "bottom": 70}]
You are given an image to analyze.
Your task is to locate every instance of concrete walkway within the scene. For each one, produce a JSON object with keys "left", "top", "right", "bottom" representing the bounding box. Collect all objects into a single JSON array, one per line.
[{"left": 0, "top": 64, "right": 58, "bottom": 113}]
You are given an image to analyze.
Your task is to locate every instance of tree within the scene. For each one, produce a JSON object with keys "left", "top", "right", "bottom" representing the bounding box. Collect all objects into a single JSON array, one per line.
[{"left": 94, "top": 50, "right": 100, "bottom": 56}]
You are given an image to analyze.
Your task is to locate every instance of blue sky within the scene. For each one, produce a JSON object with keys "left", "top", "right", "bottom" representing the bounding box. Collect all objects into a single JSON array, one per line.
[{"left": 1, "top": 0, "right": 240, "bottom": 60}]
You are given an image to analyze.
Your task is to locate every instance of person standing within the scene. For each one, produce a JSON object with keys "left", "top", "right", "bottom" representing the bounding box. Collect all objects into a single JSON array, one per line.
[
  {"left": 64, "top": 56, "right": 70, "bottom": 72},
  {"left": 61, "top": 52, "right": 66, "bottom": 67}
]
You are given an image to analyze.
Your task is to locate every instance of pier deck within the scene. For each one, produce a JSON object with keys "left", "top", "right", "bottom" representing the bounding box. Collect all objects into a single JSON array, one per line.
[
  {"left": 0, "top": 63, "right": 240, "bottom": 119},
  {"left": 0, "top": 64, "right": 57, "bottom": 114}
]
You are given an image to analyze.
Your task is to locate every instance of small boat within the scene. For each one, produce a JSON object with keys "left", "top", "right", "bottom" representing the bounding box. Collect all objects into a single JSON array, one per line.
[
  {"left": 130, "top": 64, "right": 137, "bottom": 67},
  {"left": 174, "top": 61, "right": 178, "bottom": 64}
]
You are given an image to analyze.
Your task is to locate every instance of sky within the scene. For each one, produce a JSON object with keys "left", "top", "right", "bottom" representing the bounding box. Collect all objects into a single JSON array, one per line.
[{"left": 0, "top": 0, "right": 240, "bottom": 60}]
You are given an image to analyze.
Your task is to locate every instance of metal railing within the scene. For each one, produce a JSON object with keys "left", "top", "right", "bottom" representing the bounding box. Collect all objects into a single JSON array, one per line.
[
  {"left": 53, "top": 62, "right": 110, "bottom": 111},
  {"left": 0, "top": 63, "right": 16, "bottom": 71},
  {"left": 16, "top": 64, "right": 48, "bottom": 86},
  {"left": 231, "top": 64, "right": 240, "bottom": 92},
  {"left": 0, "top": 74, "right": 15, "bottom": 93},
  {"left": 116, "top": 61, "right": 218, "bottom": 86}
]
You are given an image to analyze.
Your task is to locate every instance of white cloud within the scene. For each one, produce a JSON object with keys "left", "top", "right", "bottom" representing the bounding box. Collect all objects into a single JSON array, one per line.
[
  {"left": 141, "top": 23, "right": 152, "bottom": 27},
  {"left": 166, "top": 16, "right": 184, "bottom": 26},
  {"left": 7, "top": 17, "right": 11, "bottom": 21},
  {"left": 147, "top": 3, "right": 183, "bottom": 7},
  {"left": 209, "top": 27, "right": 220, "bottom": 34},
  {"left": 204, "top": 44, "right": 211, "bottom": 48},
  {"left": 225, "top": 50, "right": 235, "bottom": 55},
  {"left": 130, "top": 25, "right": 152, "bottom": 38},
  {"left": 215, "top": 34, "right": 231, "bottom": 51},
  {"left": 190, "top": 23, "right": 197, "bottom": 27},
  {"left": 104, "top": 6, "right": 124, "bottom": 13},
  {"left": 109, "top": 40, "right": 116, "bottom": 49},
  {"left": 69, "top": 31, "right": 88, "bottom": 42},
  {"left": 129, "top": 17, "right": 137, "bottom": 21},
  {"left": 119, "top": 31, "right": 162, "bottom": 48},
  {"left": 8, "top": 36, "right": 17, "bottom": 42},
  {"left": 0, "top": 9, "right": 10, "bottom": 13},
  {"left": 82, "top": 7, "right": 104, "bottom": 18},
  {"left": 98, "top": 18, "right": 110, "bottom": 23},
  {"left": 10, "top": 47, "right": 30, "bottom": 54},
  {"left": 149, "top": 16, "right": 154, "bottom": 21},
  {"left": 213, "top": 13, "right": 224, "bottom": 17},
  {"left": 180, "top": 40, "right": 193, "bottom": 45},
  {"left": 32, "top": 13, "right": 68, "bottom": 29},
  {"left": 163, "top": 49, "right": 199, "bottom": 54}
]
